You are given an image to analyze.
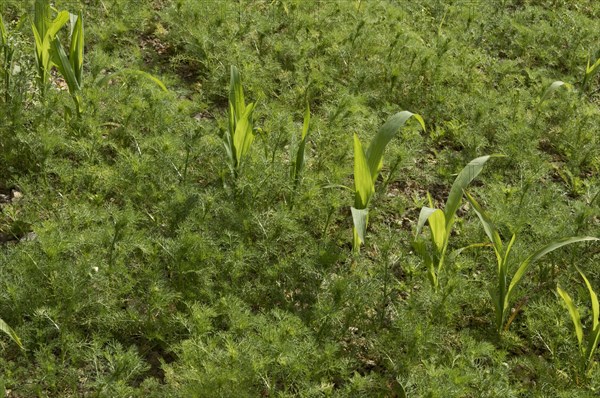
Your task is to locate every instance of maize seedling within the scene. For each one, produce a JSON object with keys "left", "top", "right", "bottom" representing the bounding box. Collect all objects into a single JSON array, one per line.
[
  {"left": 465, "top": 191, "right": 598, "bottom": 336},
  {"left": 352, "top": 111, "right": 425, "bottom": 253},
  {"left": 414, "top": 155, "right": 497, "bottom": 290},
  {"left": 557, "top": 268, "right": 600, "bottom": 379},
  {"left": 224, "top": 65, "right": 256, "bottom": 179}
]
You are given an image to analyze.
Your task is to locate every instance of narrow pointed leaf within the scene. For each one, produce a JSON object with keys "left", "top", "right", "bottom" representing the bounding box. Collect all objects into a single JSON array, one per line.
[
  {"left": 69, "top": 12, "right": 84, "bottom": 86},
  {"left": 365, "top": 111, "right": 424, "bottom": 183},
  {"left": 0, "top": 317, "right": 23, "bottom": 349},
  {"left": 51, "top": 37, "right": 80, "bottom": 93},
  {"left": 464, "top": 191, "right": 503, "bottom": 253},
  {"left": 229, "top": 65, "right": 245, "bottom": 119},
  {"left": 445, "top": 155, "right": 495, "bottom": 229},
  {"left": 508, "top": 237, "right": 599, "bottom": 301},
  {"left": 0, "top": 15, "right": 7, "bottom": 45},
  {"left": 353, "top": 134, "right": 374, "bottom": 209},
  {"left": 557, "top": 286, "right": 583, "bottom": 346},
  {"left": 292, "top": 103, "right": 311, "bottom": 185},
  {"left": 578, "top": 268, "right": 599, "bottom": 331},
  {"left": 585, "top": 326, "right": 600, "bottom": 367}
]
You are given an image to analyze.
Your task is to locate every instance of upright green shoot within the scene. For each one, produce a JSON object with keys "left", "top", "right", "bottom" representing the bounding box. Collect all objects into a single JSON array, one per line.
[
  {"left": 582, "top": 56, "right": 600, "bottom": 93},
  {"left": 224, "top": 65, "right": 256, "bottom": 179},
  {"left": 31, "top": 0, "right": 69, "bottom": 97},
  {"left": 51, "top": 12, "right": 84, "bottom": 116},
  {"left": 351, "top": 111, "right": 425, "bottom": 253},
  {"left": 414, "top": 155, "right": 497, "bottom": 290},
  {"left": 465, "top": 191, "right": 599, "bottom": 336},
  {"left": 557, "top": 268, "right": 600, "bottom": 379}
]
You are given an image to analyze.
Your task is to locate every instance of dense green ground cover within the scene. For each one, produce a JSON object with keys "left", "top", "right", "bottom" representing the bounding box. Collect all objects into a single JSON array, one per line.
[{"left": 1, "top": 0, "right": 600, "bottom": 396}]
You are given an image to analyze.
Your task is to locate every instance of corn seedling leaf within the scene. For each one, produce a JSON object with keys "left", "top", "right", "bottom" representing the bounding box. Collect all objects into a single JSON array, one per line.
[
  {"left": 351, "top": 206, "right": 369, "bottom": 246},
  {"left": 577, "top": 267, "right": 599, "bottom": 331},
  {"left": 230, "top": 65, "right": 246, "bottom": 119},
  {"left": 353, "top": 134, "right": 374, "bottom": 209},
  {"left": 0, "top": 317, "right": 23, "bottom": 349},
  {"left": 427, "top": 209, "right": 446, "bottom": 253},
  {"left": 538, "top": 81, "right": 571, "bottom": 109},
  {"left": 69, "top": 12, "right": 84, "bottom": 87},
  {"left": 445, "top": 155, "right": 496, "bottom": 229},
  {"left": 51, "top": 37, "right": 80, "bottom": 93},
  {"left": 464, "top": 192, "right": 503, "bottom": 255},
  {"left": 557, "top": 286, "right": 584, "bottom": 347},
  {"left": 508, "top": 237, "right": 599, "bottom": 305},
  {"left": 0, "top": 15, "right": 7, "bottom": 46},
  {"left": 416, "top": 206, "right": 437, "bottom": 237},
  {"left": 233, "top": 102, "right": 256, "bottom": 167},
  {"left": 365, "top": 111, "right": 424, "bottom": 183}
]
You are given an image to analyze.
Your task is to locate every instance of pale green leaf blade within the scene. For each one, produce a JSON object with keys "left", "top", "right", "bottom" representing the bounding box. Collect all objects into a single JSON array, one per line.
[
  {"left": 445, "top": 155, "right": 496, "bottom": 229},
  {"left": 557, "top": 286, "right": 583, "bottom": 346},
  {"left": 578, "top": 267, "right": 599, "bottom": 331},
  {"left": 233, "top": 102, "right": 255, "bottom": 165},
  {"left": 353, "top": 134, "right": 374, "bottom": 209},
  {"left": 0, "top": 15, "right": 7, "bottom": 45},
  {"left": 508, "top": 237, "right": 599, "bottom": 300},
  {"left": 464, "top": 191, "right": 503, "bottom": 252},
  {"left": 365, "top": 111, "right": 424, "bottom": 183},
  {"left": 0, "top": 317, "right": 23, "bottom": 349},
  {"left": 427, "top": 209, "right": 446, "bottom": 253},
  {"left": 51, "top": 37, "right": 80, "bottom": 93},
  {"left": 229, "top": 65, "right": 245, "bottom": 120},
  {"left": 585, "top": 326, "right": 600, "bottom": 367},
  {"left": 45, "top": 11, "right": 69, "bottom": 39},
  {"left": 416, "top": 206, "right": 437, "bottom": 237},
  {"left": 351, "top": 207, "right": 369, "bottom": 246},
  {"left": 69, "top": 12, "right": 84, "bottom": 86}
]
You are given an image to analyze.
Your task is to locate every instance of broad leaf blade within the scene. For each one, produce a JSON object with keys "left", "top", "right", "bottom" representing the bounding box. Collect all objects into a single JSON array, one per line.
[
  {"left": 444, "top": 155, "right": 495, "bottom": 229},
  {"left": 353, "top": 134, "right": 374, "bottom": 209},
  {"left": 351, "top": 206, "right": 369, "bottom": 246},
  {"left": 427, "top": 208, "right": 446, "bottom": 253},
  {"left": 365, "top": 111, "right": 424, "bottom": 183},
  {"left": 51, "top": 37, "right": 80, "bottom": 93},
  {"left": 229, "top": 65, "right": 246, "bottom": 120},
  {"left": 557, "top": 286, "right": 583, "bottom": 347},
  {"left": 416, "top": 206, "right": 437, "bottom": 237},
  {"left": 233, "top": 102, "right": 255, "bottom": 166}
]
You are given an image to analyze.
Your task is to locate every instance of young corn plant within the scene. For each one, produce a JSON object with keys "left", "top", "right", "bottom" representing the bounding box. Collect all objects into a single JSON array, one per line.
[
  {"left": 31, "top": 0, "right": 69, "bottom": 97},
  {"left": 464, "top": 191, "right": 599, "bottom": 336},
  {"left": 557, "top": 268, "right": 600, "bottom": 379},
  {"left": 352, "top": 111, "right": 425, "bottom": 253},
  {"left": 50, "top": 11, "right": 84, "bottom": 116},
  {"left": 0, "top": 316, "right": 23, "bottom": 349},
  {"left": 414, "top": 155, "right": 496, "bottom": 290},
  {"left": 223, "top": 65, "right": 256, "bottom": 180},
  {"left": 582, "top": 55, "right": 600, "bottom": 94}
]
